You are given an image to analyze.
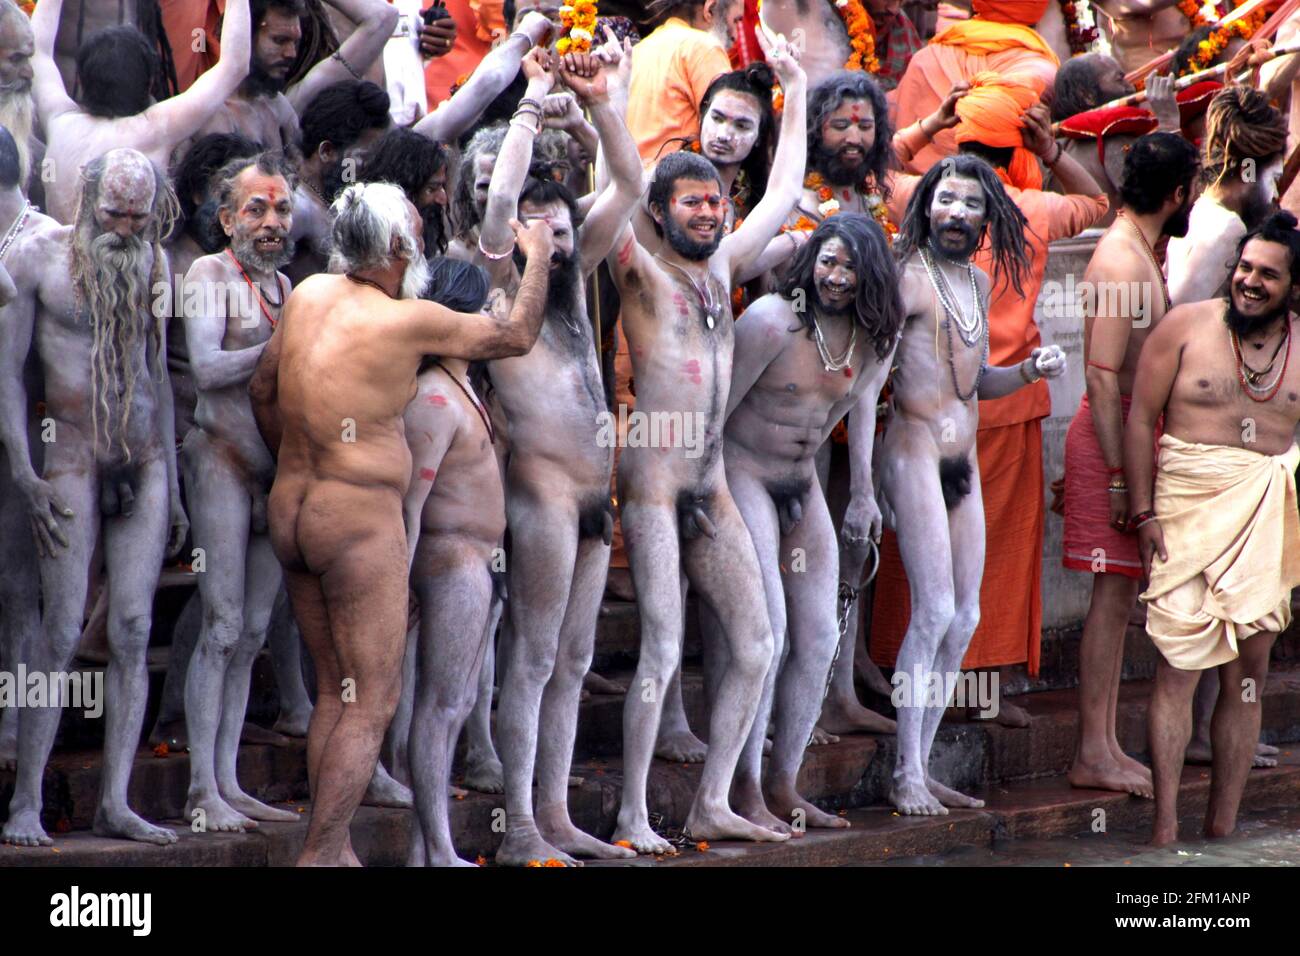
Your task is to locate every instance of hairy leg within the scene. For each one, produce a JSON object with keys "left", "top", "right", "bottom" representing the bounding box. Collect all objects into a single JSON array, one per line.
[
  {"left": 768, "top": 480, "right": 849, "bottom": 829},
  {"left": 462, "top": 597, "right": 504, "bottom": 792},
  {"left": 96, "top": 457, "right": 178, "bottom": 845},
  {"left": 535, "top": 535, "right": 635, "bottom": 860},
  {"left": 613, "top": 500, "right": 684, "bottom": 855},
  {"left": 2, "top": 458, "right": 98, "bottom": 846},
  {"left": 495, "top": 491, "right": 579, "bottom": 866},
  {"left": 1104, "top": 580, "right": 1152, "bottom": 782},
  {"left": 725, "top": 466, "right": 790, "bottom": 835},
  {"left": 681, "top": 491, "right": 786, "bottom": 845},
  {"left": 409, "top": 549, "right": 493, "bottom": 866},
  {"left": 1205, "top": 633, "right": 1276, "bottom": 838},
  {"left": 881, "top": 437, "right": 955, "bottom": 816},
  {"left": 1148, "top": 656, "right": 1200, "bottom": 846},
  {"left": 296, "top": 492, "right": 408, "bottom": 867},
  {"left": 1069, "top": 572, "right": 1150, "bottom": 795}
]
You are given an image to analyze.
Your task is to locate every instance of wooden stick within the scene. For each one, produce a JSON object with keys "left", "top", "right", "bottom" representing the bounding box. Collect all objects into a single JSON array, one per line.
[
  {"left": 1052, "top": 41, "right": 1300, "bottom": 133},
  {"left": 1124, "top": 0, "right": 1276, "bottom": 82}
]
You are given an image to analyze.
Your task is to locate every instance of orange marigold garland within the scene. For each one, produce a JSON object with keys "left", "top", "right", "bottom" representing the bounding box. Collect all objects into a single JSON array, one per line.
[
  {"left": 17, "top": 0, "right": 33, "bottom": 13},
  {"left": 794, "top": 171, "right": 898, "bottom": 243},
  {"left": 556, "top": 1, "right": 597, "bottom": 55},
  {"left": 1177, "top": 0, "right": 1266, "bottom": 76}
]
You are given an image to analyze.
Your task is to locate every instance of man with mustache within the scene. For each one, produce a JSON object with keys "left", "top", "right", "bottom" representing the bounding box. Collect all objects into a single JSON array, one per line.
[
  {"left": 605, "top": 28, "right": 806, "bottom": 854},
  {"left": 1126, "top": 209, "right": 1300, "bottom": 846},
  {"left": 473, "top": 46, "right": 644, "bottom": 867},
  {"left": 1063, "top": 132, "right": 1198, "bottom": 797},
  {"left": 882, "top": 155, "right": 1067, "bottom": 815},
  {"left": 191, "top": 0, "right": 397, "bottom": 151},
  {"left": 287, "top": 79, "right": 390, "bottom": 284},
  {"left": 0, "top": 1, "right": 44, "bottom": 202},
  {"left": 180, "top": 151, "right": 304, "bottom": 833},
  {"left": 30, "top": 0, "right": 251, "bottom": 224},
  {"left": 1, "top": 148, "right": 188, "bottom": 846},
  {"left": 248, "top": 181, "right": 553, "bottom": 866},
  {"left": 720, "top": 213, "right": 902, "bottom": 834}
]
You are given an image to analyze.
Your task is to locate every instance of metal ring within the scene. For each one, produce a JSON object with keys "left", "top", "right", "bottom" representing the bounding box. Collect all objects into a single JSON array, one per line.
[{"left": 862, "top": 537, "right": 881, "bottom": 586}]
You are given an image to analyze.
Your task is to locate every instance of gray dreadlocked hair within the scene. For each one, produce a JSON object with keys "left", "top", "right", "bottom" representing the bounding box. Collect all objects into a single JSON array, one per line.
[{"left": 69, "top": 152, "right": 179, "bottom": 461}]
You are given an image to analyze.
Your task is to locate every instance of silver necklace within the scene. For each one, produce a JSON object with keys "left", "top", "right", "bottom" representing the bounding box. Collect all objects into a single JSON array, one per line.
[
  {"left": 919, "top": 247, "right": 988, "bottom": 402},
  {"left": 655, "top": 254, "right": 722, "bottom": 329},
  {"left": 921, "top": 245, "right": 983, "bottom": 348},
  {"left": 0, "top": 200, "right": 32, "bottom": 260},
  {"left": 811, "top": 310, "right": 857, "bottom": 373}
]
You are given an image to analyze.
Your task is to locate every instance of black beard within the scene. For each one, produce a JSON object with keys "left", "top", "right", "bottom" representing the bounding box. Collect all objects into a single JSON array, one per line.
[
  {"left": 928, "top": 224, "right": 980, "bottom": 262},
  {"left": 320, "top": 161, "right": 347, "bottom": 204},
  {"left": 1225, "top": 296, "right": 1289, "bottom": 337},
  {"left": 1163, "top": 200, "right": 1192, "bottom": 238},
  {"left": 512, "top": 248, "right": 581, "bottom": 322},
  {"left": 242, "top": 60, "right": 288, "bottom": 97},
  {"left": 662, "top": 211, "right": 720, "bottom": 261},
  {"left": 1240, "top": 188, "right": 1273, "bottom": 231},
  {"left": 421, "top": 204, "right": 447, "bottom": 255},
  {"left": 814, "top": 142, "right": 868, "bottom": 187},
  {"left": 189, "top": 198, "right": 225, "bottom": 253}
]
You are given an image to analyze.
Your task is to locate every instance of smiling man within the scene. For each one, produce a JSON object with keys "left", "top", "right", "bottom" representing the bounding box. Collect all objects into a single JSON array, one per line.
[{"left": 1126, "top": 210, "right": 1300, "bottom": 846}]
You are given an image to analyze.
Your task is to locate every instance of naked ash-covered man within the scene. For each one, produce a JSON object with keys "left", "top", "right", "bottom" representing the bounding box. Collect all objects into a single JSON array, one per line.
[
  {"left": 2, "top": 148, "right": 188, "bottom": 846},
  {"left": 249, "top": 181, "right": 553, "bottom": 866},
  {"left": 605, "top": 27, "right": 808, "bottom": 854}
]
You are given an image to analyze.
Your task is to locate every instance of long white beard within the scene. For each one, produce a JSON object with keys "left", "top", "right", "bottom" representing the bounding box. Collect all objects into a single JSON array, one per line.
[
  {"left": 0, "top": 90, "right": 34, "bottom": 187},
  {"left": 398, "top": 253, "right": 431, "bottom": 300}
]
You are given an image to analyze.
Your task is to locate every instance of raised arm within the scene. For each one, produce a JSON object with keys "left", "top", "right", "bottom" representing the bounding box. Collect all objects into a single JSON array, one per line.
[
  {"left": 1021, "top": 103, "right": 1103, "bottom": 199},
  {"left": 477, "top": 47, "right": 555, "bottom": 282},
  {"left": 559, "top": 48, "right": 642, "bottom": 274},
  {"left": 287, "top": 0, "right": 400, "bottom": 113},
  {"left": 183, "top": 258, "right": 268, "bottom": 390},
  {"left": 407, "top": 218, "right": 553, "bottom": 358},
  {"left": 249, "top": 320, "right": 285, "bottom": 457},
  {"left": 139, "top": 0, "right": 252, "bottom": 150},
  {"left": 415, "top": 12, "right": 553, "bottom": 143},
  {"left": 30, "top": 0, "right": 77, "bottom": 129},
  {"left": 719, "top": 30, "right": 807, "bottom": 278}
]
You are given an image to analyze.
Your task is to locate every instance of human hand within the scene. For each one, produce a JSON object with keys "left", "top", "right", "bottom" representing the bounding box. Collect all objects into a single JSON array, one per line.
[
  {"left": 557, "top": 49, "right": 607, "bottom": 104},
  {"left": 1137, "top": 518, "right": 1167, "bottom": 579},
  {"left": 930, "top": 80, "right": 971, "bottom": 132},
  {"left": 521, "top": 45, "right": 556, "bottom": 92},
  {"left": 510, "top": 216, "right": 554, "bottom": 261},
  {"left": 1020, "top": 103, "right": 1056, "bottom": 159},
  {"left": 21, "top": 475, "right": 72, "bottom": 558},
  {"left": 842, "top": 493, "right": 883, "bottom": 547},
  {"left": 1032, "top": 344, "right": 1066, "bottom": 379},
  {"left": 755, "top": 21, "right": 804, "bottom": 89},
  {"left": 593, "top": 24, "right": 631, "bottom": 88},
  {"left": 167, "top": 498, "right": 190, "bottom": 560},
  {"left": 1108, "top": 487, "right": 1129, "bottom": 532},
  {"left": 419, "top": 12, "right": 457, "bottom": 58}
]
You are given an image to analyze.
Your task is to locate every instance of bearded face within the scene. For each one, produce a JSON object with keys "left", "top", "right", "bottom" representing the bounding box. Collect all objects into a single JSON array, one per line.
[
  {"left": 1227, "top": 237, "right": 1294, "bottom": 336},
  {"left": 815, "top": 98, "right": 877, "bottom": 187}
]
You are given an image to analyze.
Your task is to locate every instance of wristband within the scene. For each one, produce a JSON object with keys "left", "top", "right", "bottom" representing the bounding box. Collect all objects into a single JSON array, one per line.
[
  {"left": 1019, "top": 360, "right": 1040, "bottom": 385},
  {"left": 1129, "top": 510, "right": 1157, "bottom": 531},
  {"left": 1045, "top": 142, "right": 1064, "bottom": 167},
  {"left": 478, "top": 235, "right": 515, "bottom": 260}
]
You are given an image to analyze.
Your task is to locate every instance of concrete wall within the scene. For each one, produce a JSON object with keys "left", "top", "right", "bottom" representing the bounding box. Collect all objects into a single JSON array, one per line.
[{"left": 1036, "top": 228, "right": 1103, "bottom": 630}]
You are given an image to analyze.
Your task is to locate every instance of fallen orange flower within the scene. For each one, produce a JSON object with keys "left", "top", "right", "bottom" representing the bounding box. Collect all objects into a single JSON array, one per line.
[
  {"left": 476, "top": 855, "right": 487, "bottom": 866},
  {"left": 152, "top": 742, "right": 170, "bottom": 757},
  {"left": 614, "top": 839, "right": 633, "bottom": 849},
  {"left": 543, "top": 858, "right": 566, "bottom": 867},
  {"left": 695, "top": 841, "right": 710, "bottom": 852},
  {"left": 526, "top": 859, "right": 543, "bottom": 867}
]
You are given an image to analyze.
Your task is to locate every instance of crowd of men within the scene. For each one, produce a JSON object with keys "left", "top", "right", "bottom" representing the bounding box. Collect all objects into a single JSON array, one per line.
[{"left": 0, "top": 0, "right": 1298, "bottom": 865}]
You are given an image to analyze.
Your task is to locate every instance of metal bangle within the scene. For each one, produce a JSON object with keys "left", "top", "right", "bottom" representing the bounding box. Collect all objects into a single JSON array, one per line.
[{"left": 477, "top": 234, "right": 515, "bottom": 260}]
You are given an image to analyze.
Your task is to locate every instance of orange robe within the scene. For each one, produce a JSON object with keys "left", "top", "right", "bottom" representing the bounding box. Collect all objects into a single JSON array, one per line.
[
  {"left": 161, "top": 0, "right": 224, "bottom": 92},
  {"left": 424, "top": 0, "right": 505, "bottom": 109},
  {"left": 871, "top": 176, "right": 1108, "bottom": 675},
  {"left": 893, "top": 19, "right": 1058, "bottom": 175}
]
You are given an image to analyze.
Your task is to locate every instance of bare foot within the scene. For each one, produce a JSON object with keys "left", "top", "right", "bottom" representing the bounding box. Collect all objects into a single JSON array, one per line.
[
  {"left": 1252, "top": 751, "right": 1279, "bottom": 769},
  {"left": 1068, "top": 758, "right": 1153, "bottom": 798},
  {"left": 448, "top": 783, "right": 468, "bottom": 799},
  {"left": 537, "top": 807, "right": 637, "bottom": 859},
  {"left": 1257, "top": 742, "right": 1280, "bottom": 757},
  {"left": 685, "top": 801, "right": 791, "bottom": 843},
  {"left": 809, "top": 726, "right": 840, "bottom": 746},
  {"left": 582, "top": 671, "right": 627, "bottom": 695},
  {"left": 495, "top": 826, "right": 579, "bottom": 867},
  {"left": 1110, "top": 748, "right": 1155, "bottom": 786},
  {"left": 239, "top": 721, "right": 293, "bottom": 746},
  {"left": 222, "top": 788, "right": 300, "bottom": 823},
  {"left": 2, "top": 809, "right": 52, "bottom": 846},
  {"left": 854, "top": 652, "right": 894, "bottom": 697},
  {"left": 568, "top": 775, "right": 583, "bottom": 788},
  {"left": 655, "top": 727, "right": 707, "bottom": 763},
  {"left": 767, "top": 789, "right": 850, "bottom": 829},
  {"left": 734, "top": 790, "right": 794, "bottom": 835},
  {"left": 462, "top": 753, "right": 504, "bottom": 793},
  {"left": 611, "top": 817, "right": 672, "bottom": 855},
  {"left": 925, "top": 776, "right": 985, "bottom": 809},
  {"left": 148, "top": 717, "right": 189, "bottom": 751},
  {"left": 818, "top": 692, "right": 897, "bottom": 735},
  {"left": 272, "top": 708, "right": 312, "bottom": 738},
  {"left": 363, "top": 765, "right": 413, "bottom": 808},
  {"left": 889, "top": 776, "right": 948, "bottom": 816},
  {"left": 186, "top": 792, "right": 257, "bottom": 832},
  {"left": 94, "top": 805, "right": 178, "bottom": 845},
  {"left": 970, "top": 697, "right": 1032, "bottom": 728},
  {"left": 1184, "top": 740, "right": 1213, "bottom": 765}
]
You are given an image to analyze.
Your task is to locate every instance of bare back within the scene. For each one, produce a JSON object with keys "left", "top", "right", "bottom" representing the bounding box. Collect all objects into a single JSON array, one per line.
[{"left": 1081, "top": 224, "right": 1171, "bottom": 394}]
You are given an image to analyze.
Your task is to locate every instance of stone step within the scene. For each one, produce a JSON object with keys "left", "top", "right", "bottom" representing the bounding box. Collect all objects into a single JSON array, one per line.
[{"left": 6, "top": 749, "right": 1297, "bottom": 867}]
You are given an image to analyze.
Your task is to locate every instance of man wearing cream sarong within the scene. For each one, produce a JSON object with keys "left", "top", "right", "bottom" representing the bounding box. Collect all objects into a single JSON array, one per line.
[{"left": 1126, "top": 211, "right": 1300, "bottom": 847}]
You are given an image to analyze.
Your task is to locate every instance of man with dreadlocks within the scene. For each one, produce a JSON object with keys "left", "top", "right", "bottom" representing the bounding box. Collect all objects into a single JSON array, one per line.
[
  {"left": 882, "top": 154, "right": 1066, "bottom": 815},
  {"left": 474, "top": 44, "right": 644, "bottom": 867},
  {"left": 31, "top": 0, "right": 251, "bottom": 225},
  {"left": 718, "top": 213, "right": 903, "bottom": 834},
  {"left": 52, "top": 0, "right": 178, "bottom": 99},
  {"left": 1, "top": 148, "right": 188, "bottom": 846},
  {"left": 1168, "top": 87, "right": 1288, "bottom": 306}
]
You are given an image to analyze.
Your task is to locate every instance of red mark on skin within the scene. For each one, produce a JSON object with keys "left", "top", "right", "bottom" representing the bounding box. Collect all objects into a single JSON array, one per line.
[
  {"left": 683, "top": 359, "right": 702, "bottom": 385},
  {"left": 849, "top": 108, "right": 862, "bottom": 122},
  {"left": 420, "top": 467, "right": 437, "bottom": 481},
  {"left": 842, "top": 189, "right": 851, "bottom": 201},
  {"left": 844, "top": 367, "right": 853, "bottom": 378},
  {"left": 617, "top": 236, "right": 634, "bottom": 266},
  {"left": 427, "top": 394, "right": 448, "bottom": 406},
  {"left": 673, "top": 291, "right": 689, "bottom": 316}
]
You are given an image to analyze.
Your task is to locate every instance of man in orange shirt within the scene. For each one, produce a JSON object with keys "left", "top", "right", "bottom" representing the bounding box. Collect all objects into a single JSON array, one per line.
[
  {"left": 870, "top": 78, "right": 1108, "bottom": 726},
  {"left": 893, "top": 0, "right": 1059, "bottom": 175},
  {"left": 625, "top": 0, "right": 739, "bottom": 164}
]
